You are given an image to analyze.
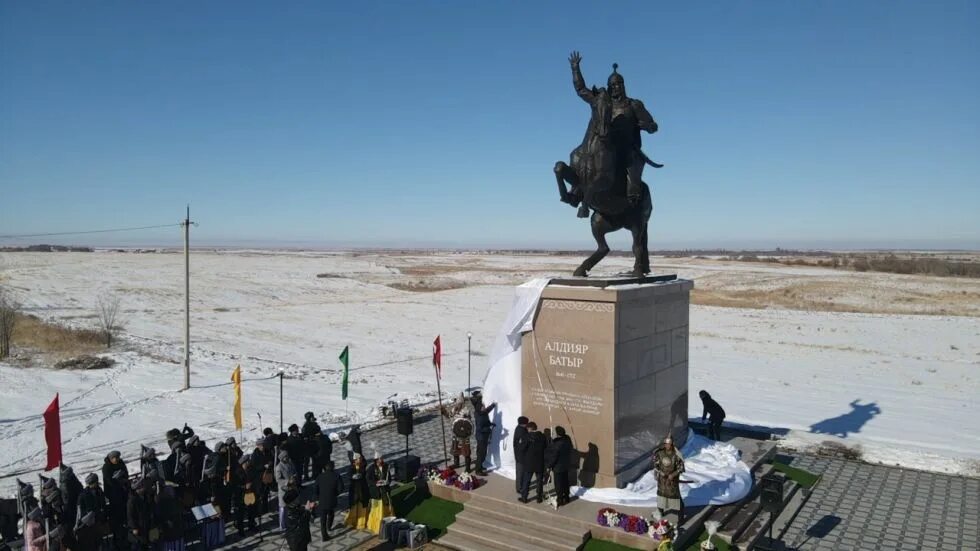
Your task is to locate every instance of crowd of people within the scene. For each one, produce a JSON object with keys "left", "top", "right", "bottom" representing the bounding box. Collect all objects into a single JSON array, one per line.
[
  {"left": 4, "top": 412, "right": 386, "bottom": 551},
  {"left": 3, "top": 389, "right": 727, "bottom": 551}
]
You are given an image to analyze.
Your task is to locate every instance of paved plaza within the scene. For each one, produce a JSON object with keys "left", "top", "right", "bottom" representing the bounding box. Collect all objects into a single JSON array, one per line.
[
  {"left": 779, "top": 454, "right": 979, "bottom": 550},
  {"left": 213, "top": 411, "right": 978, "bottom": 551}
]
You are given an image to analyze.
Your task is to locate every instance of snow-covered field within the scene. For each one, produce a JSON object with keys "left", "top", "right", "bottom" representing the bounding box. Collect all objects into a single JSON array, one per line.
[{"left": 0, "top": 250, "right": 977, "bottom": 494}]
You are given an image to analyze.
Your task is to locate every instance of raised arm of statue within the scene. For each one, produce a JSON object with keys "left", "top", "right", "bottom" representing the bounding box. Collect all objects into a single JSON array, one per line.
[
  {"left": 569, "top": 51, "right": 595, "bottom": 104},
  {"left": 633, "top": 100, "right": 658, "bottom": 134}
]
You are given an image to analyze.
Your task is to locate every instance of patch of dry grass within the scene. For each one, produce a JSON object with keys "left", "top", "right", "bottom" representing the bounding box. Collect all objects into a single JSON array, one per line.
[
  {"left": 387, "top": 279, "right": 470, "bottom": 292},
  {"left": 12, "top": 313, "right": 104, "bottom": 358}
]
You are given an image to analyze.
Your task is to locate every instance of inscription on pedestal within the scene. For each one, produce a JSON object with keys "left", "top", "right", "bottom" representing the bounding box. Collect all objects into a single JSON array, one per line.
[{"left": 529, "top": 388, "right": 603, "bottom": 416}]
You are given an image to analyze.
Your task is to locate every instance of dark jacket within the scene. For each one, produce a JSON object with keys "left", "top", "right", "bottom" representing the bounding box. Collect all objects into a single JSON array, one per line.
[
  {"left": 59, "top": 471, "right": 83, "bottom": 528},
  {"left": 512, "top": 425, "right": 528, "bottom": 465},
  {"left": 347, "top": 463, "right": 370, "bottom": 508},
  {"left": 155, "top": 490, "right": 184, "bottom": 543},
  {"left": 473, "top": 403, "right": 497, "bottom": 440},
  {"left": 126, "top": 493, "right": 152, "bottom": 545},
  {"left": 77, "top": 487, "right": 106, "bottom": 523},
  {"left": 284, "top": 503, "right": 311, "bottom": 551},
  {"left": 286, "top": 433, "right": 306, "bottom": 463},
  {"left": 315, "top": 435, "right": 333, "bottom": 465},
  {"left": 346, "top": 427, "right": 362, "bottom": 455},
  {"left": 315, "top": 469, "right": 344, "bottom": 510},
  {"left": 72, "top": 523, "right": 102, "bottom": 551},
  {"left": 522, "top": 431, "right": 547, "bottom": 473},
  {"left": 101, "top": 459, "right": 128, "bottom": 500},
  {"left": 546, "top": 435, "right": 573, "bottom": 473},
  {"left": 366, "top": 463, "right": 390, "bottom": 502},
  {"left": 700, "top": 392, "right": 726, "bottom": 421}
]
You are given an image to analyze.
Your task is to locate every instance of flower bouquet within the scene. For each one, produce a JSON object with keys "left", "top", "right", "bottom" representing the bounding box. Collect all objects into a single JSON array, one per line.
[
  {"left": 417, "top": 465, "right": 484, "bottom": 491},
  {"left": 595, "top": 507, "right": 649, "bottom": 536}
]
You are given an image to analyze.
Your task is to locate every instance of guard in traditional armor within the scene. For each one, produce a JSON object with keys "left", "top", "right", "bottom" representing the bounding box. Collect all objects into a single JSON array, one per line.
[
  {"left": 652, "top": 434, "right": 686, "bottom": 525},
  {"left": 441, "top": 394, "right": 474, "bottom": 472}
]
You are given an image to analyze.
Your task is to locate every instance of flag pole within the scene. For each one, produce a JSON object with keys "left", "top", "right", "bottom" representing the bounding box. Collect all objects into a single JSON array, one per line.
[
  {"left": 39, "top": 474, "right": 49, "bottom": 551},
  {"left": 435, "top": 371, "right": 449, "bottom": 467},
  {"left": 433, "top": 336, "right": 449, "bottom": 467}
]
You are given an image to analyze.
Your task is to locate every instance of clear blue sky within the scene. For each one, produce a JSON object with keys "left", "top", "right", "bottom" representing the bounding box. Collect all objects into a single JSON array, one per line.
[{"left": 1, "top": 2, "right": 977, "bottom": 250}]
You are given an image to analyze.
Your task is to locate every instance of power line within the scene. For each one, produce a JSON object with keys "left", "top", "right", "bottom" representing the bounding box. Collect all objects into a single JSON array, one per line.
[{"left": 0, "top": 223, "right": 182, "bottom": 239}]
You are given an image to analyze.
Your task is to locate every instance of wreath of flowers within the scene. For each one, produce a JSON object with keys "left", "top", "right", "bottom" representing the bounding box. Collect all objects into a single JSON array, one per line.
[
  {"left": 595, "top": 507, "right": 649, "bottom": 536},
  {"left": 417, "top": 466, "right": 485, "bottom": 491}
]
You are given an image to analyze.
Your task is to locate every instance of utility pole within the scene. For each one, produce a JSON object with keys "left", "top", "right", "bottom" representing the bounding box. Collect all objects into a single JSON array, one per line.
[
  {"left": 182, "top": 205, "right": 192, "bottom": 390},
  {"left": 467, "top": 332, "right": 473, "bottom": 395}
]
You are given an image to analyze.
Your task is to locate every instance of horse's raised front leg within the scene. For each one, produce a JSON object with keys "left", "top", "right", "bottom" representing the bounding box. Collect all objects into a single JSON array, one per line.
[
  {"left": 554, "top": 161, "right": 582, "bottom": 207},
  {"left": 573, "top": 213, "right": 614, "bottom": 277}
]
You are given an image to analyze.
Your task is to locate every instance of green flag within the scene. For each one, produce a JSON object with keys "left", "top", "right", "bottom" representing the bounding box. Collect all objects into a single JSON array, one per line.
[{"left": 339, "top": 345, "right": 349, "bottom": 400}]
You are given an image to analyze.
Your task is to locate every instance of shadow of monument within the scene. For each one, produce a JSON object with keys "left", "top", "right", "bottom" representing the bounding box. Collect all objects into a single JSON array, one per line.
[
  {"left": 809, "top": 399, "right": 881, "bottom": 438},
  {"left": 669, "top": 391, "right": 688, "bottom": 442}
]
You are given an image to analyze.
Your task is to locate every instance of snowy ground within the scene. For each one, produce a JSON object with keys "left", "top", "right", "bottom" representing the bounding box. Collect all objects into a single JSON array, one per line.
[{"left": 0, "top": 250, "right": 977, "bottom": 495}]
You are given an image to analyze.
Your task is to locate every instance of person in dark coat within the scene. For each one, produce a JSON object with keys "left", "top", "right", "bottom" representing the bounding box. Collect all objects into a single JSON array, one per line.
[
  {"left": 301, "top": 412, "right": 322, "bottom": 479},
  {"left": 343, "top": 426, "right": 363, "bottom": 465},
  {"left": 249, "top": 438, "right": 274, "bottom": 517},
  {"left": 154, "top": 486, "right": 184, "bottom": 548},
  {"left": 285, "top": 425, "right": 306, "bottom": 484},
  {"left": 314, "top": 433, "right": 332, "bottom": 481},
  {"left": 107, "top": 471, "right": 130, "bottom": 551},
  {"left": 546, "top": 426, "right": 573, "bottom": 506},
  {"left": 184, "top": 436, "right": 209, "bottom": 501},
  {"left": 470, "top": 393, "right": 497, "bottom": 475},
  {"left": 512, "top": 416, "right": 529, "bottom": 493},
  {"left": 314, "top": 461, "right": 343, "bottom": 541},
  {"left": 77, "top": 473, "right": 107, "bottom": 527},
  {"left": 518, "top": 422, "right": 546, "bottom": 503},
  {"left": 282, "top": 489, "right": 313, "bottom": 551},
  {"left": 234, "top": 454, "right": 257, "bottom": 534},
  {"left": 72, "top": 512, "right": 101, "bottom": 551},
  {"left": 699, "top": 390, "right": 726, "bottom": 440},
  {"left": 127, "top": 480, "right": 153, "bottom": 551},
  {"left": 58, "top": 466, "right": 83, "bottom": 529},
  {"left": 102, "top": 451, "right": 128, "bottom": 497}
]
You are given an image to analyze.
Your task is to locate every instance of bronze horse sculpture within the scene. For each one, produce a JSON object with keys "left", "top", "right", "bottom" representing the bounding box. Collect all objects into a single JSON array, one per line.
[{"left": 554, "top": 52, "right": 662, "bottom": 278}]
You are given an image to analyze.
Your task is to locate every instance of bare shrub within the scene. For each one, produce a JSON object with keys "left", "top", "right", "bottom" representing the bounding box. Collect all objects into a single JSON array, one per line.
[
  {"left": 95, "top": 293, "right": 123, "bottom": 348},
  {"left": 0, "top": 286, "right": 18, "bottom": 358}
]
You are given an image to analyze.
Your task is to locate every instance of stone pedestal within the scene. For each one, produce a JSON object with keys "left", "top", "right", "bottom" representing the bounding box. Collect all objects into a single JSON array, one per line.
[{"left": 521, "top": 277, "right": 692, "bottom": 488}]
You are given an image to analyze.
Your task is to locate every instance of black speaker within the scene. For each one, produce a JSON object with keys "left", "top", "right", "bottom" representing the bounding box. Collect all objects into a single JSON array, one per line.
[
  {"left": 760, "top": 473, "right": 784, "bottom": 513},
  {"left": 396, "top": 407, "right": 414, "bottom": 436},
  {"left": 392, "top": 455, "right": 421, "bottom": 483}
]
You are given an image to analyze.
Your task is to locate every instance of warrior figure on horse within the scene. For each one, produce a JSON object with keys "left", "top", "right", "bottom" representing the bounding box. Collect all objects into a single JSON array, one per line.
[{"left": 554, "top": 51, "right": 663, "bottom": 277}]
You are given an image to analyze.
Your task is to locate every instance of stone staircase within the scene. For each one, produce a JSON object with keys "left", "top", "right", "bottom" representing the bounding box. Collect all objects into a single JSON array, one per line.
[
  {"left": 437, "top": 438, "right": 810, "bottom": 551},
  {"left": 439, "top": 497, "right": 590, "bottom": 551}
]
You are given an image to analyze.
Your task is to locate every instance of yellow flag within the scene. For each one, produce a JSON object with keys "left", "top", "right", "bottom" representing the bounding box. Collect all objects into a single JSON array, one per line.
[{"left": 231, "top": 365, "right": 242, "bottom": 430}]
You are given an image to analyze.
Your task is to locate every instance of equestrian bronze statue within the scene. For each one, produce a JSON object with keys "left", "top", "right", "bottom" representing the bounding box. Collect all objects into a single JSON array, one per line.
[{"left": 554, "top": 51, "right": 663, "bottom": 277}]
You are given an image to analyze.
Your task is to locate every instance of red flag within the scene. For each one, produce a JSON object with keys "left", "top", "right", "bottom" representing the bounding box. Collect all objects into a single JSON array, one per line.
[
  {"left": 432, "top": 335, "right": 442, "bottom": 380},
  {"left": 43, "top": 394, "right": 62, "bottom": 471}
]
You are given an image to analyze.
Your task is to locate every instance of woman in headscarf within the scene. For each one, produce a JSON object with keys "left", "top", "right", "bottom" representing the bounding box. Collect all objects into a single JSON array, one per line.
[
  {"left": 365, "top": 454, "right": 392, "bottom": 534},
  {"left": 343, "top": 454, "right": 370, "bottom": 530}
]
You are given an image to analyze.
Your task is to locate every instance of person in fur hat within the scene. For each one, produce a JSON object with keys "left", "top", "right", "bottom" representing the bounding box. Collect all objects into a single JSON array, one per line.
[
  {"left": 58, "top": 466, "right": 82, "bottom": 530},
  {"left": 77, "top": 473, "right": 106, "bottom": 528}
]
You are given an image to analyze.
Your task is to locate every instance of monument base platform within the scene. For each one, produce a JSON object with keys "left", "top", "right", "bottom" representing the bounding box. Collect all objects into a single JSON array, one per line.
[{"left": 434, "top": 437, "right": 782, "bottom": 551}]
